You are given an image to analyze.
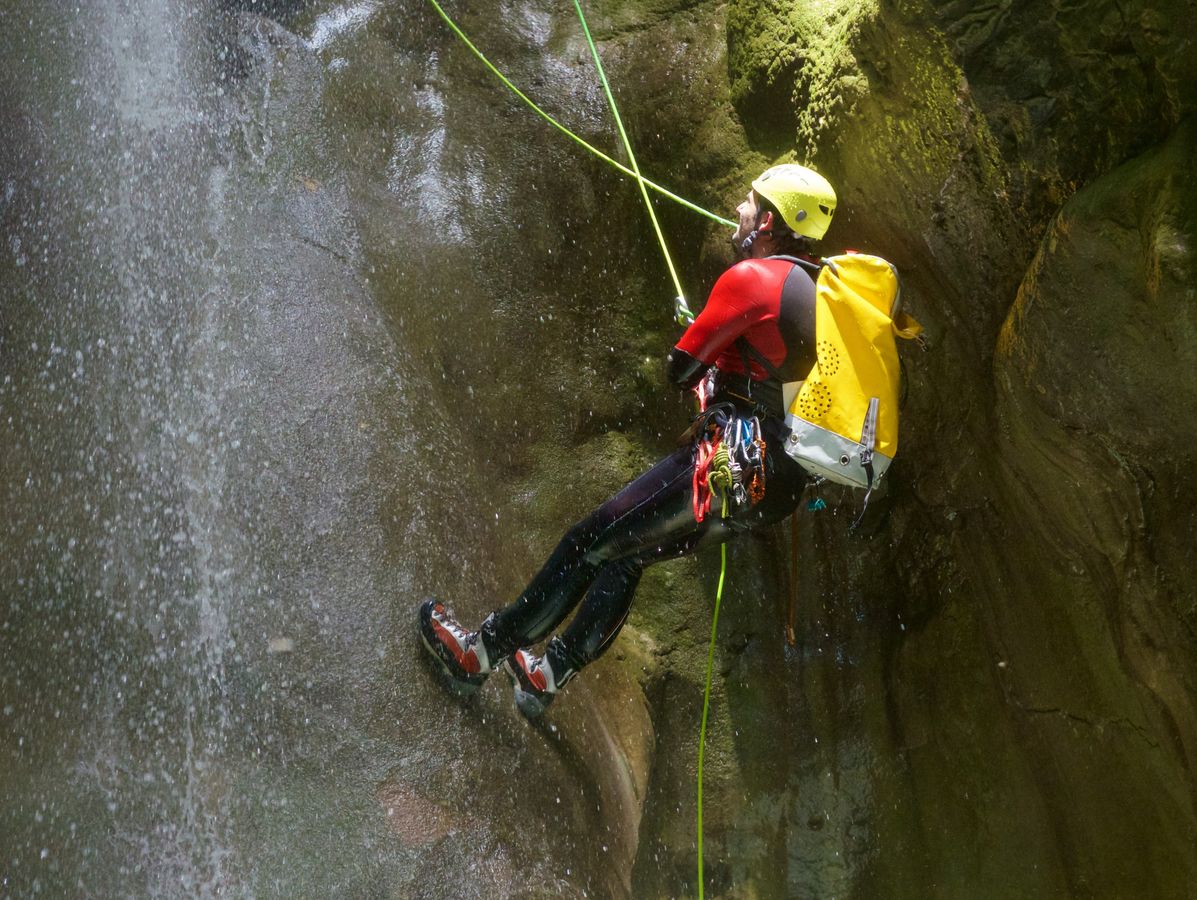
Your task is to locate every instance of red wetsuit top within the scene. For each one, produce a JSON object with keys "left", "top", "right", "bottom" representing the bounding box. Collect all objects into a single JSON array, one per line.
[{"left": 674, "top": 256, "right": 818, "bottom": 385}]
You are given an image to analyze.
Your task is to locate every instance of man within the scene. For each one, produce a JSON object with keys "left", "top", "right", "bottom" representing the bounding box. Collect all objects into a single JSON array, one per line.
[{"left": 419, "top": 164, "right": 836, "bottom": 717}]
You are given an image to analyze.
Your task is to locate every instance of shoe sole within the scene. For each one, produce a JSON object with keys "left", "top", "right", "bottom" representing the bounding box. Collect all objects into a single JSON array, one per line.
[{"left": 502, "top": 659, "right": 552, "bottom": 719}]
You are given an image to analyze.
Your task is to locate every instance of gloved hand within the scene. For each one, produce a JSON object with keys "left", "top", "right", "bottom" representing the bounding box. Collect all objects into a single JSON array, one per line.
[{"left": 674, "top": 295, "right": 695, "bottom": 326}]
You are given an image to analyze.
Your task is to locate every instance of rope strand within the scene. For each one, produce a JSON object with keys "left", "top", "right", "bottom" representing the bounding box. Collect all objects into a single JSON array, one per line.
[
  {"left": 423, "top": 0, "right": 735, "bottom": 229},
  {"left": 426, "top": 4, "right": 731, "bottom": 892},
  {"left": 697, "top": 520, "right": 729, "bottom": 900},
  {"left": 571, "top": 0, "right": 687, "bottom": 306}
]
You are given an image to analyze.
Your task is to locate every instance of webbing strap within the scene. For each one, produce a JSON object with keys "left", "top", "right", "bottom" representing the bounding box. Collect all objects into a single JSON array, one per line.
[
  {"left": 735, "top": 336, "right": 784, "bottom": 382},
  {"left": 859, "top": 397, "right": 879, "bottom": 465},
  {"left": 850, "top": 398, "right": 880, "bottom": 531}
]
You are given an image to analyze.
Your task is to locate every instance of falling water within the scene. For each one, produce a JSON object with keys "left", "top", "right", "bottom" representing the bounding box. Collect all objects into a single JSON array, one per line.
[{"left": 2, "top": 0, "right": 663, "bottom": 894}]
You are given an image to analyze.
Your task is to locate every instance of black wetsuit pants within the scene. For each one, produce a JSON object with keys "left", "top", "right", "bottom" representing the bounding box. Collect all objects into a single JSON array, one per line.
[{"left": 485, "top": 413, "right": 809, "bottom": 677}]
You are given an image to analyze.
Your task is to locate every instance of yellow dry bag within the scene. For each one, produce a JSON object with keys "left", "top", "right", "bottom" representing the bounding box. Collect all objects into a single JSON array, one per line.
[{"left": 783, "top": 253, "right": 923, "bottom": 494}]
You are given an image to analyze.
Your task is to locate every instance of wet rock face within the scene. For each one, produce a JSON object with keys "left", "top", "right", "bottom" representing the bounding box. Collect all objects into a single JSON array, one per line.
[
  {"left": 990, "top": 117, "right": 1197, "bottom": 899},
  {"left": 923, "top": 0, "right": 1197, "bottom": 217},
  {"left": 3, "top": 0, "right": 1196, "bottom": 897},
  {"left": 1, "top": 1, "right": 664, "bottom": 896},
  {"left": 716, "top": 0, "right": 1197, "bottom": 897}
]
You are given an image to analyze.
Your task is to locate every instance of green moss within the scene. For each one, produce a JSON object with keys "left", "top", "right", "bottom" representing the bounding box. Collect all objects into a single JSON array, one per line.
[
  {"left": 726, "top": 0, "right": 817, "bottom": 107},
  {"left": 726, "top": 0, "right": 1012, "bottom": 235},
  {"left": 727, "top": 0, "right": 881, "bottom": 153}
]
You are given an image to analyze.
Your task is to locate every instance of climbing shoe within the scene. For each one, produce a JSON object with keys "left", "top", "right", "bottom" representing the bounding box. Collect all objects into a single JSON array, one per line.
[
  {"left": 418, "top": 599, "right": 495, "bottom": 697},
  {"left": 504, "top": 639, "right": 574, "bottom": 719}
]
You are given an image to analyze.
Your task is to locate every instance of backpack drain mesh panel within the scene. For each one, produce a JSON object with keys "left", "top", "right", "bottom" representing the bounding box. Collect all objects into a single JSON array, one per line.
[
  {"left": 817, "top": 341, "right": 840, "bottom": 375},
  {"left": 799, "top": 382, "right": 832, "bottom": 418}
]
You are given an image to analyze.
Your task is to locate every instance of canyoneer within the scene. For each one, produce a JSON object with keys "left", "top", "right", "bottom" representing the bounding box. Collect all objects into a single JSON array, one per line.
[{"left": 420, "top": 164, "right": 836, "bottom": 717}]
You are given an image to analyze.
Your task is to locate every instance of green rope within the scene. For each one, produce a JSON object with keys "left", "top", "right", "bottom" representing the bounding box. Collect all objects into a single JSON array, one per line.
[
  {"left": 570, "top": 33, "right": 722, "bottom": 887},
  {"left": 697, "top": 496, "right": 730, "bottom": 900},
  {"left": 707, "top": 443, "right": 734, "bottom": 496},
  {"left": 427, "top": 3, "right": 731, "bottom": 891},
  {"left": 571, "top": 0, "right": 687, "bottom": 305},
  {"left": 424, "top": 0, "right": 735, "bottom": 229}
]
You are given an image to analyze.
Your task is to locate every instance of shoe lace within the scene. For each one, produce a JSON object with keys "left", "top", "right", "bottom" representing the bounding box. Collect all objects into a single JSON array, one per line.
[
  {"left": 436, "top": 608, "right": 476, "bottom": 645},
  {"left": 517, "top": 651, "right": 554, "bottom": 692}
]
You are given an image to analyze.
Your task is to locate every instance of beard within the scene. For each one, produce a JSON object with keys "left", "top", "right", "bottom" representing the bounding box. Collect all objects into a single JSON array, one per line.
[{"left": 731, "top": 228, "right": 757, "bottom": 260}]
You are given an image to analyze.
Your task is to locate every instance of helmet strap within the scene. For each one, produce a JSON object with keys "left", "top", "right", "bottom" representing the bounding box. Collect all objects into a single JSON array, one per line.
[{"left": 740, "top": 209, "right": 773, "bottom": 251}]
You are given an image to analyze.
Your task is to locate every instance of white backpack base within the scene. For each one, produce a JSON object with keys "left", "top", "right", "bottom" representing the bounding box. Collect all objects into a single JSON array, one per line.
[{"left": 783, "top": 413, "right": 894, "bottom": 489}]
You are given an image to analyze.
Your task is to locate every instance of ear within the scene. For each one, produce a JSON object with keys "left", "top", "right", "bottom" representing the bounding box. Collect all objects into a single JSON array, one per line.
[{"left": 758, "top": 210, "right": 774, "bottom": 232}]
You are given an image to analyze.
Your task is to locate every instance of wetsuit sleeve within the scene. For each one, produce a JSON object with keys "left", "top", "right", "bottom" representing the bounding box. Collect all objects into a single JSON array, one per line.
[
  {"left": 666, "top": 346, "right": 707, "bottom": 389},
  {"left": 673, "top": 262, "right": 771, "bottom": 365}
]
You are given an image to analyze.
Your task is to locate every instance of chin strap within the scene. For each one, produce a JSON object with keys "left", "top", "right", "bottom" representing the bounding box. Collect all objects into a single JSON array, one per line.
[{"left": 740, "top": 217, "right": 780, "bottom": 251}]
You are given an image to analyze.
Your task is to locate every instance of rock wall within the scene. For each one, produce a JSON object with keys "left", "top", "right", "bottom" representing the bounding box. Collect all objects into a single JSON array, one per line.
[
  {"left": 685, "top": 0, "right": 1197, "bottom": 896},
  {"left": 521, "top": 0, "right": 1197, "bottom": 895},
  {"left": 4, "top": 0, "right": 1196, "bottom": 896}
]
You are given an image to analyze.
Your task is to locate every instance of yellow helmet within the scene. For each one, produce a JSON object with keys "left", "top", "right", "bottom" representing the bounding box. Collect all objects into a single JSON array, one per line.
[{"left": 751, "top": 164, "right": 837, "bottom": 240}]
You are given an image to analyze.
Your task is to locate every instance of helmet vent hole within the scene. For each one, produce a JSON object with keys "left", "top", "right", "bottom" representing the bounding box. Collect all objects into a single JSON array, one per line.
[{"left": 820, "top": 205, "right": 832, "bottom": 216}]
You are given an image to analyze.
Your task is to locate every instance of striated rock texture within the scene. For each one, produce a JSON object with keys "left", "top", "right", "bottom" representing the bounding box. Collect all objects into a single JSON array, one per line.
[
  {"left": 547, "top": 0, "right": 1197, "bottom": 895},
  {"left": 989, "top": 118, "right": 1197, "bottom": 898},
  {"left": 705, "top": 0, "right": 1197, "bottom": 897}
]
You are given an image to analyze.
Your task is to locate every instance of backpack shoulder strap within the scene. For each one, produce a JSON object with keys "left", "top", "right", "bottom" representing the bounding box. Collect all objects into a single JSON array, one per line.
[
  {"left": 746, "top": 254, "right": 823, "bottom": 380},
  {"left": 765, "top": 254, "right": 822, "bottom": 276},
  {"left": 734, "top": 336, "right": 784, "bottom": 382}
]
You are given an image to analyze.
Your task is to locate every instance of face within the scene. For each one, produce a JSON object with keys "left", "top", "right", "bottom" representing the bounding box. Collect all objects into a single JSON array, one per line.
[{"left": 731, "top": 190, "right": 760, "bottom": 246}]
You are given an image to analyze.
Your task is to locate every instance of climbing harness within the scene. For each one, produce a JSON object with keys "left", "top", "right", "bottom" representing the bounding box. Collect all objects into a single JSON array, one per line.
[
  {"left": 691, "top": 410, "right": 767, "bottom": 523},
  {"left": 689, "top": 373, "right": 769, "bottom": 524}
]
